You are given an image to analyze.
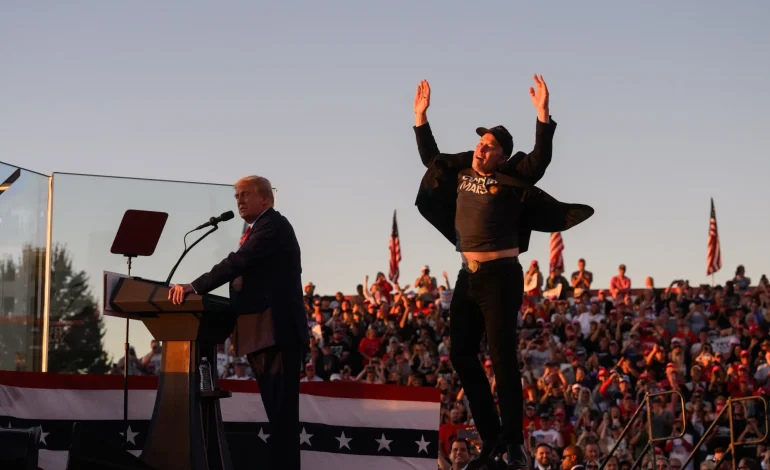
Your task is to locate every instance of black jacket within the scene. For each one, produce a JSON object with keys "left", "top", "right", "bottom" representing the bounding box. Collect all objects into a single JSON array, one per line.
[
  {"left": 191, "top": 207, "right": 309, "bottom": 349},
  {"left": 413, "top": 118, "right": 593, "bottom": 253}
]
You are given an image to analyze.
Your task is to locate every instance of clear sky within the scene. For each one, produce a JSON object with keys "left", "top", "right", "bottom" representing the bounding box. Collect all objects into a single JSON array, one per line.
[{"left": 2, "top": 1, "right": 770, "bottom": 314}]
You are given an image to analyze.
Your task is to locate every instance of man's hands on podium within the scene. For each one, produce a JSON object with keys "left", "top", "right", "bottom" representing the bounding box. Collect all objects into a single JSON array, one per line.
[{"left": 169, "top": 283, "right": 194, "bottom": 305}]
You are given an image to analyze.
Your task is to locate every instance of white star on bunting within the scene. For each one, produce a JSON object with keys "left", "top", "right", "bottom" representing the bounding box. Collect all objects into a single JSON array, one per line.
[
  {"left": 299, "top": 427, "right": 313, "bottom": 446},
  {"left": 375, "top": 433, "right": 392, "bottom": 452},
  {"left": 336, "top": 431, "right": 352, "bottom": 450},
  {"left": 119, "top": 425, "right": 139, "bottom": 445},
  {"left": 416, "top": 434, "right": 430, "bottom": 454},
  {"left": 39, "top": 428, "right": 49, "bottom": 446},
  {"left": 257, "top": 427, "right": 270, "bottom": 443}
]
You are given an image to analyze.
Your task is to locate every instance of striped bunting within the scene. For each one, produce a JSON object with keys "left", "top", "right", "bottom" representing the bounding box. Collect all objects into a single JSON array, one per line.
[
  {"left": 0, "top": 418, "right": 432, "bottom": 457},
  {"left": 0, "top": 372, "right": 439, "bottom": 470}
]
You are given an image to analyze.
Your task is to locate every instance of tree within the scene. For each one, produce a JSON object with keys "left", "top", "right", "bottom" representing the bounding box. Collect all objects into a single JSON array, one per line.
[
  {"left": 0, "top": 257, "right": 27, "bottom": 370},
  {"left": 46, "top": 244, "right": 111, "bottom": 374}
]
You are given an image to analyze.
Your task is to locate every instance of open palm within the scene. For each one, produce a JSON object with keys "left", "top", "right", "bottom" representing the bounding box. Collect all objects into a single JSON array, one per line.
[
  {"left": 414, "top": 80, "right": 431, "bottom": 115},
  {"left": 528, "top": 74, "right": 549, "bottom": 111}
]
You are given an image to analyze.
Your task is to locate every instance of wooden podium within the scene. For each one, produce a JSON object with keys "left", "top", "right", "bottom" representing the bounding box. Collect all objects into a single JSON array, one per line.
[{"left": 106, "top": 275, "right": 235, "bottom": 470}]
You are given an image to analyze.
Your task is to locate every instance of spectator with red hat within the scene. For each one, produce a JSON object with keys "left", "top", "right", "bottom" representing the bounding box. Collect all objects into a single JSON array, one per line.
[{"left": 526, "top": 260, "right": 544, "bottom": 301}]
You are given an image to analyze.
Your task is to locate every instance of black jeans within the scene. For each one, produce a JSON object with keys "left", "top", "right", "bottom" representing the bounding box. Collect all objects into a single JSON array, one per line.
[{"left": 449, "top": 257, "right": 524, "bottom": 445}]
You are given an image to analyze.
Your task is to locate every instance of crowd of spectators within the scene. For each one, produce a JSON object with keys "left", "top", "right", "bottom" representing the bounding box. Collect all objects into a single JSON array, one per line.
[{"left": 128, "top": 261, "right": 770, "bottom": 470}]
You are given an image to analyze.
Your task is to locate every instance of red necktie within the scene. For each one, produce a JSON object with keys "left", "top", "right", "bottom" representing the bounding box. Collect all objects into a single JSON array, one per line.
[{"left": 240, "top": 226, "right": 251, "bottom": 246}]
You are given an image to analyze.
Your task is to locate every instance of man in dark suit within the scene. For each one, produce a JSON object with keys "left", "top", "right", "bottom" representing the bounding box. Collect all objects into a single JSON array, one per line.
[
  {"left": 411, "top": 76, "right": 593, "bottom": 470},
  {"left": 169, "top": 175, "right": 308, "bottom": 470}
]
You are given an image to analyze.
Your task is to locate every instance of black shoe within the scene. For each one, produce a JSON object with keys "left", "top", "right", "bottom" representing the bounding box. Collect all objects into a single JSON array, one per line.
[
  {"left": 505, "top": 444, "right": 531, "bottom": 469},
  {"left": 467, "top": 438, "right": 505, "bottom": 469}
]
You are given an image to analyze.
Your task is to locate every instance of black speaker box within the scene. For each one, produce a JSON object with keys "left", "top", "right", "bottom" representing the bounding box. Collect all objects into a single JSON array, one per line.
[
  {"left": 66, "top": 422, "right": 157, "bottom": 470},
  {"left": 0, "top": 426, "right": 41, "bottom": 470}
]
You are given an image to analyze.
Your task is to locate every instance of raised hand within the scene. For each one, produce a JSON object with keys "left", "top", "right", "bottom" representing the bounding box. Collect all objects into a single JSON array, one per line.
[
  {"left": 414, "top": 80, "right": 431, "bottom": 126},
  {"left": 528, "top": 74, "right": 550, "bottom": 122}
]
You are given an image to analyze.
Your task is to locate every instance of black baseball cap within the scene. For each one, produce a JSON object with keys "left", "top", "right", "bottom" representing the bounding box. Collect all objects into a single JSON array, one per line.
[{"left": 476, "top": 125, "right": 514, "bottom": 157}]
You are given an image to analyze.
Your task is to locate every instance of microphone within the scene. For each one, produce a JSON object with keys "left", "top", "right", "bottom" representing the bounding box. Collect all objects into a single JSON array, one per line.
[
  {"left": 194, "top": 211, "right": 234, "bottom": 230},
  {"left": 165, "top": 210, "right": 235, "bottom": 285}
]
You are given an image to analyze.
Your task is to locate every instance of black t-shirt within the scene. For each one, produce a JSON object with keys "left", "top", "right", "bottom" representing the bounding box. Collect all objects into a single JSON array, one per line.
[
  {"left": 328, "top": 340, "right": 351, "bottom": 361},
  {"left": 735, "top": 419, "right": 760, "bottom": 461},
  {"left": 647, "top": 358, "right": 666, "bottom": 381},
  {"left": 597, "top": 350, "right": 616, "bottom": 368},
  {"left": 406, "top": 323, "right": 436, "bottom": 344},
  {"left": 454, "top": 168, "right": 523, "bottom": 252},
  {"left": 708, "top": 417, "right": 731, "bottom": 453},
  {"left": 317, "top": 353, "right": 340, "bottom": 378},
  {"left": 584, "top": 337, "right": 601, "bottom": 356}
]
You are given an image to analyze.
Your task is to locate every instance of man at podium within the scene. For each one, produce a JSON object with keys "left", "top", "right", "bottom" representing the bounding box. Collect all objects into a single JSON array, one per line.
[{"left": 169, "top": 175, "right": 308, "bottom": 470}]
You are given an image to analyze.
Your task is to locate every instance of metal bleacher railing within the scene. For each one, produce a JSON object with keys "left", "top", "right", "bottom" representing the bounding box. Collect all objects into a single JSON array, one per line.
[
  {"left": 601, "top": 391, "right": 768, "bottom": 470},
  {"left": 600, "top": 390, "right": 686, "bottom": 470},
  {"left": 680, "top": 395, "right": 768, "bottom": 470}
]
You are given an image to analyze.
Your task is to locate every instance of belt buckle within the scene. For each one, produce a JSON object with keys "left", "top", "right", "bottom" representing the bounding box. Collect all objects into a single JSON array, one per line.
[{"left": 465, "top": 260, "right": 480, "bottom": 273}]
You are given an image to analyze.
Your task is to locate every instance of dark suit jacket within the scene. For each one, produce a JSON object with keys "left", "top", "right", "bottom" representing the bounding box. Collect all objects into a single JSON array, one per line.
[
  {"left": 191, "top": 207, "right": 309, "bottom": 354},
  {"left": 413, "top": 117, "right": 594, "bottom": 253}
]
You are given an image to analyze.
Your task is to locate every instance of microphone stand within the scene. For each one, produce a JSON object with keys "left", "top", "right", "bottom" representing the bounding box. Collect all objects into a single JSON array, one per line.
[
  {"left": 166, "top": 225, "right": 219, "bottom": 285},
  {"left": 122, "top": 254, "right": 134, "bottom": 448}
]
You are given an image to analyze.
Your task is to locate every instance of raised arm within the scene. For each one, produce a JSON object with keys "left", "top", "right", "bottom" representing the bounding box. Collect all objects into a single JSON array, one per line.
[
  {"left": 412, "top": 80, "right": 441, "bottom": 167},
  {"left": 501, "top": 75, "right": 557, "bottom": 184}
]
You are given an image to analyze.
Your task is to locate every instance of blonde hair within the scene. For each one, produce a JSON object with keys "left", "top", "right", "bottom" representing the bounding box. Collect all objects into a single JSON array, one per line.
[{"left": 236, "top": 175, "right": 274, "bottom": 207}]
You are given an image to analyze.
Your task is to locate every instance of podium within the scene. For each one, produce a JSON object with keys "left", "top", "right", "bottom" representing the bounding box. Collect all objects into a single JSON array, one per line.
[{"left": 106, "top": 275, "right": 235, "bottom": 470}]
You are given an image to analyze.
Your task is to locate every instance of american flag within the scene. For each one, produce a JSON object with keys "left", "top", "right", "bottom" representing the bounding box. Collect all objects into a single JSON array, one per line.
[
  {"left": 549, "top": 232, "right": 564, "bottom": 272},
  {"left": 706, "top": 198, "right": 722, "bottom": 276},
  {"left": 388, "top": 210, "right": 402, "bottom": 283}
]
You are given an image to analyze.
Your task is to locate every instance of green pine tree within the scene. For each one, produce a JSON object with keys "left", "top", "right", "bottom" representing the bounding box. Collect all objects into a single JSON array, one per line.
[{"left": 47, "top": 244, "right": 111, "bottom": 374}]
